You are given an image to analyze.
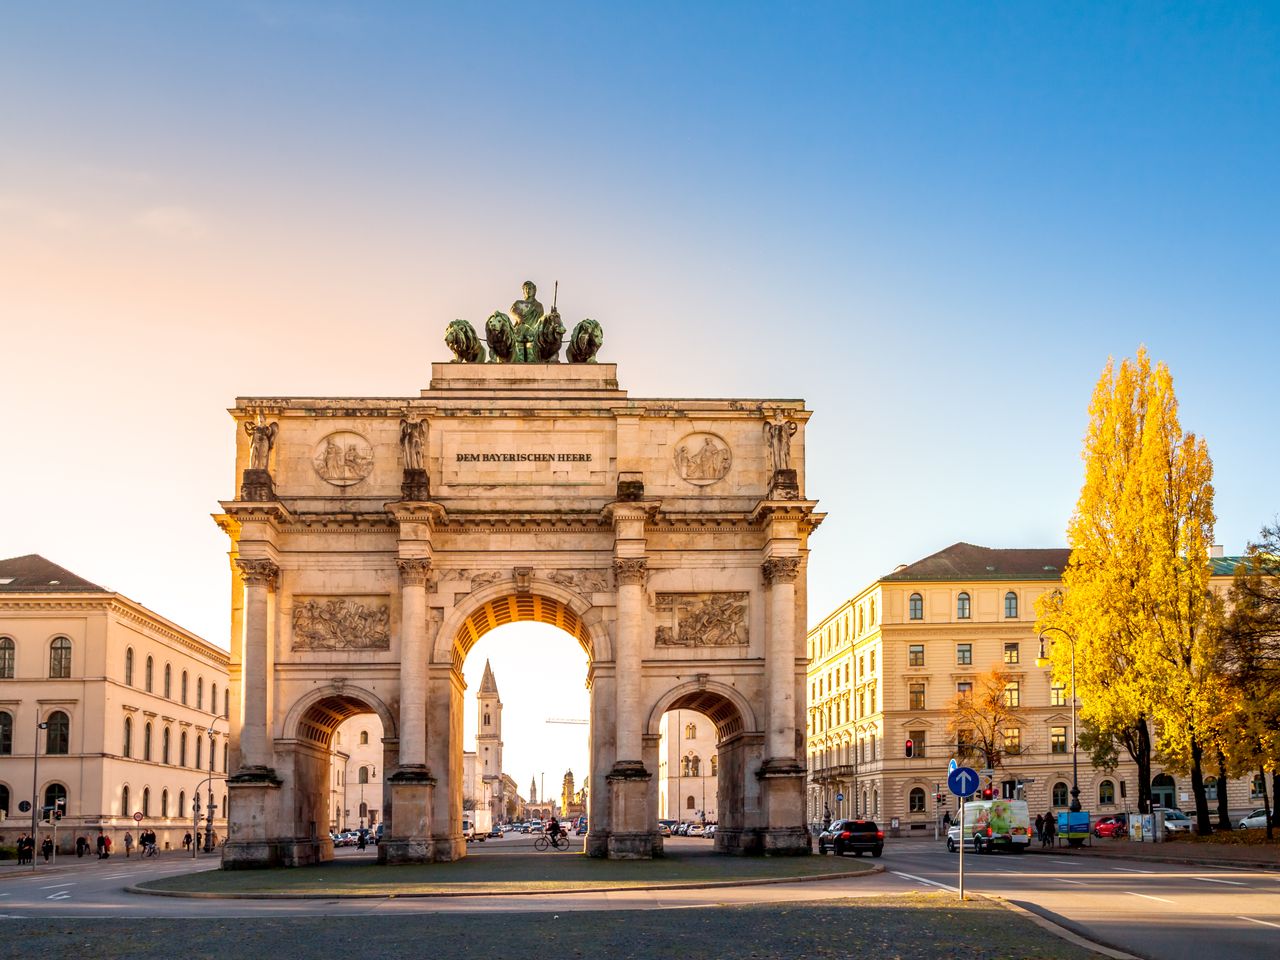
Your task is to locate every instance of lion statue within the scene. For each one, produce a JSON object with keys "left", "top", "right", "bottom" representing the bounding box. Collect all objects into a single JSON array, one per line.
[
  {"left": 566, "top": 318, "right": 603, "bottom": 363},
  {"left": 444, "top": 318, "right": 485, "bottom": 363},
  {"left": 533, "top": 307, "right": 566, "bottom": 362},
  {"left": 484, "top": 311, "right": 517, "bottom": 363}
]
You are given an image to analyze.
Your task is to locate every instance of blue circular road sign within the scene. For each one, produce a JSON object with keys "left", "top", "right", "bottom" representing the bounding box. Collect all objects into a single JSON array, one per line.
[
  {"left": 835, "top": 792, "right": 844, "bottom": 802},
  {"left": 947, "top": 766, "right": 979, "bottom": 797}
]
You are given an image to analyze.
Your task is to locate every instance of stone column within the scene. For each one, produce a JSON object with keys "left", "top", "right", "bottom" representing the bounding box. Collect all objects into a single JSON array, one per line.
[
  {"left": 607, "top": 555, "right": 654, "bottom": 859},
  {"left": 234, "top": 558, "right": 278, "bottom": 773}
]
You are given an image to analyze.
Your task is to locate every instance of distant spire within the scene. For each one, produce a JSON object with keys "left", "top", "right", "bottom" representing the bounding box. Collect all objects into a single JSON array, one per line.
[{"left": 479, "top": 658, "right": 499, "bottom": 695}]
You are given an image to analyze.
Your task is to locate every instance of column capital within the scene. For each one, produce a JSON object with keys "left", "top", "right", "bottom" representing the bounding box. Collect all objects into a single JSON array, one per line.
[
  {"left": 236, "top": 558, "right": 279, "bottom": 589},
  {"left": 762, "top": 556, "right": 801, "bottom": 585},
  {"left": 396, "top": 557, "right": 433, "bottom": 586},
  {"left": 612, "top": 557, "right": 649, "bottom": 586}
]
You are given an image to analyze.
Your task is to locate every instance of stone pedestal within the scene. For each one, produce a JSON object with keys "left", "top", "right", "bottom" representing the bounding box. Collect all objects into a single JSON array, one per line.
[
  {"left": 239, "top": 468, "right": 276, "bottom": 501},
  {"left": 606, "top": 761, "right": 655, "bottom": 859},
  {"left": 401, "top": 468, "right": 431, "bottom": 501},
  {"left": 221, "top": 769, "right": 284, "bottom": 869},
  {"left": 378, "top": 768, "right": 435, "bottom": 864},
  {"left": 768, "top": 469, "right": 799, "bottom": 500},
  {"left": 757, "top": 759, "right": 811, "bottom": 856}
]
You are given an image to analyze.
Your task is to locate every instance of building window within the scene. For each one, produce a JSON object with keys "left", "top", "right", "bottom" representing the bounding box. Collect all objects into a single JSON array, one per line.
[
  {"left": 181, "top": 671, "right": 188, "bottom": 705},
  {"left": 956, "top": 681, "right": 972, "bottom": 698},
  {"left": 178, "top": 790, "right": 185, "bottom": 816},
  {"left": 908, "top": 644, "right": 924, "bottom": 667},
  {"left": 710, "top": 755, "right": 718, "bottom": 776},
  {"left": 162, "top": 727, "right": 171, "bottom": 764},
  {"left": 223, "top": 742, "right": 228, "bottom": 772},
  {"left": 685, "top": 722, "right": 697, "bottom": 739},
  {"left": 1003, "top": 727, "right": 1021, "bottom": 755},
  {"left": 164, "top": 664, "right": 172, "bottom": 699},
  {"left": 1004, "top": 592, "right": 1018, "bottom": 619},
  {"left": 690, "top": 755, "right": 702, "bottom": 776},
  {"left": 870, "top": 733, "right": 876, "bottom": 760},
  {"left": 1050, "top": 684, "right": 1067, "bottom": 707},
  {"left": 359, "top": 766, "right": 369, "bottom": 784},
  {"left": 1050, "top": 725, "right": 1067, "bottom": 754},
  {"left": 908, "top": 593, "right": 923, "bottom": 620},
  {"left": 143, "top": 722, "right": 152, "bottom": 761},
  {"left": 196, "top": 736, "right": 203, "bottom": 770},
  {"left": 686, "top": 795, "right": 695, "bottom": 810},
  {"left": 909, "top": 787, "right": 927, "bottom": 813},
  {"left": 180, "top": 731, "right": 188, "bottom": 766},
  {"left": 125, "top": 647, "right": 134, "bottom": 686},
  {"left": 142, "top": 787, "right": 151, "bottom": 817},
  {"left": 122, "top": 785, "right": 130, "bottom": 816},
  {"left": 1004, "top": 642, "right": 1020, "bottom": 664},
  {"left": 145, "top": 656, "right": 153, "bottom": 692},
  {"left": 908, "top": 729, "right": 925, "bottom": 757},
  {"left": 197, "top": 677, "right": 203, "bottom": 710},
  {"left": 957, "top": 728, "right": 974, "bottom": 759},
  {"left": 1099, "top": 780, "right": 1116, "bottom": 805},
  {"left": 956, "top": 643, "right": 972, "bottom": 665},
  {"left": 0, "top": 785, "right": 8, "bottom": 817},
  {"left": 44, "top": 783, "right": 68, "bottom": 817},
  {"left": 49, "top": 637, "right": 72, "bottom": 678},
  {"left": 211, "top": 683, "right": 218, "bottom": 715},
  {"left": 870, "top": 598, "right": 877, "bottom": 626},
  {"left": 359, "top": 730, "right": 369, "bottom": 745},
  {"left": 908, "top": 683, "right": 926, "bottom": 710},
  {"left": 957, "top": 593, "right": 971, "bottom": 620},
  {"left": 223, "top": 689, "right": 229, "bottom": 718},
  {"left": 161, "top": 789, "right": 169, "bottom": 818},
  {"left": 123, "top": 717, "right": 132, "bottom": 758},
  {"left": 45, "top": 711, "right": 70, "bottom": 754},
  {"left": 1003, "top": 681, "right": 1020, "bottom": 708},
  {"left": 1252, "top": 774, "right": 1266, "bottom": 799},
  {"left": 870, "top": 650, "right": 876, "bottom": 673},
  {"left": 483, "top": 711, "right": 491, "bottom": 727},
  {"left": 1052, "top": 781, "right": 1069, "bottom": 807},
  {"left": 0, "top": 637, "right": 13, "bottom": 678},
  {"left": 0, "top": 711, "right": 11, "bottom": 754}
]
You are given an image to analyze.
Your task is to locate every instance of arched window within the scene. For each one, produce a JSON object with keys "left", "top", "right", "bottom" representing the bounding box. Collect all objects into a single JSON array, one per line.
[
  {"left": 211, "top": 682, "right": 218, "bottom": 715},
  {"left": 956, "top": 593, "right": 971, "bottom": 620},
  {"left": 359, "top": 801, "right": 369, "bottom": 819},
  {"left": 0, "top": 784, "right": 10, "bottom": 816},
  {"left": 197, "top": 677, "right": 203, "bottom": 710},
  {"left": 181, "top": 671, "right": 188, "bottom": 704},
  {"left": 679, "top": 757, "right": 690, "bottom": 777},
  {"left": 164, "top": 664, "right": 172, "bottom": 698},
  {"left": 49, "top": 636, "right": 72, "bottom": 678},
  {"left": 44, "top": 782, "right": 68, "bottom": 814},
  {"left": 125, "top": 647, "right": 134, "bottom": 685},
  {"left": 1204, "top": 776, "right": 1219, "bottom": 802},
  {"left": 909, "top": 787, "right": 927, "bottom": 813},
  {"left": 686, "top": 795, "right": 695, "bottom": 810},
  {"left": 908, "top": 593, "right": 923, "bottom": 620},
  {"left": 180, "top": 731, "right": 188, "bottom": 766},
  {"left": 710, "top": 755, "right": 718, "bottom": 776},
  {"left": 1004, "top": 592, "right": 1018, "bottom": 619},
  {"left": 483, "top": 712, "right": 491, "bottom": 727},
  {"left": 689, "top": 755, "right": 701, "bottom": 776},
  {"left": 0, "top": 637, "right": 13, "bottom": 678},
  {"left": 870, "top": 598, "right": 876, "bottom": 626},
  {"left": 144, "top": 722, "right": 153, "bottom": 761},
  {"left": 45, "top": 711, "right": 70, "bottom": 754},
  {"left": 358, "top": 766, "right": 369, "bottom": 784},
  {"left": 123, "top": 717, "right": 133, "bottom": 758},
  {"left": 178, "top": 790, "right": 185, "bottom": 817},
  {"left": 1099, "top": 780, "right": 1116, "bottom": 805},
  {"left": 223, "top": 689, "right": 229, "bottom": 718},
  {"left": 195, "top": 736, "right": 203, "bottom": 770},
  {"left": 0, "top": 711, "right": 12, "bottom": 755},
  {"left": 145, "top": 655, "right": 154, "bottom": 692},
  {"left": 122, "top": 785, "right": 131, "bottom": 816},
  {"left": 221, "top": 793, "right": 227, "bottom": 817},
  {"left": 858, "top": 608, "right": 864, "bottom": 634},
  {"left": 1052, "top": 781, "right": 1069, "bottom": 807},
  {"left": 161, "top": 789, "right": 169, "bottom": 818},
  {"left": 223, "top": 742, "right": 228, "bottom": 772},
  {"left": 142, "top": 787, "right": 151, "bottom": 817},
  {"left": 162, "top": 727, "right": 171, "bottom": 764},
  {"left": 359, "top": 730, "right": 369, "bottom": 745}
]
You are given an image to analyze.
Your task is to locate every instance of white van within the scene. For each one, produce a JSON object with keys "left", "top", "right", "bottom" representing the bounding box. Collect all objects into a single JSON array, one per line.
[
  {"left": 946, "top": 799, "right": 1031, "bottom": 854},
  {"left": 462, "top": 817, "right": 476, "bottom": 841}
]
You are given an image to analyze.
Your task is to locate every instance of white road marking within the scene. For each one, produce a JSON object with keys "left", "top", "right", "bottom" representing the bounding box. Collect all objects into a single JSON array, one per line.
[
  {"left": 1193, "top": 877, "right": 1246, "bottom": 886},
  {"left": 1238, "top": 916, "right": 1280, "bottom": 929},
  {"left": 38, "top": 882, "right": 76, "bottom": 890},
  {"left": 1048, "top": 858, "right": 1080, "bottom": 865},
  {"left": 892, "top": 870, "right": 960, "bottom": 892},
  {"left": 45, "top": 892, "right": 71, "bottom": 901},
  {"left": 1111, "top": 867, "right": 1154, "bottom": 874},
  {"left": 1126, "top": 891, "right": 1175, "bottom": 904},
  {"left": 1053, "top": 878, "right": 1087, "bottom": 885}
]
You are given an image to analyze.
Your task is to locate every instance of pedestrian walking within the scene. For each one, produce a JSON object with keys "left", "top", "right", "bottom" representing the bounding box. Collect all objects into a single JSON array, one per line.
[
  {"left": 124, "top": 831, "right": 134, "bottom": 858},
  {"left": 96, "top": 832, "right": 106, "bottom": 859},
  {"left": 102, "top": 834, "right": 112, "bottom": 859},
  {"left": 1034, "top": 813, "right": 1044, "bottom": 843},
  {"left": 1043, "top": 811, "right": 1057, "bottom": 847},
  {"left": 15, "top": 834, "right": 27, "bottom": 865},
  {"left": 183, "top": 832, "right": 192, "bottom": 851},
  {"left": 41, "top": 837, "right": 54, "bottom": 862}
]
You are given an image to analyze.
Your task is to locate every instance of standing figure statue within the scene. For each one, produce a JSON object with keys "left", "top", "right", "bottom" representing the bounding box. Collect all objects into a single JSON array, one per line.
[
  {"left": 245, "top": 419, "right": 279, "bottom": 470},
  {"left": 763, "top": 416, "right": 798, "bottom": 474},
  {"left": 400, "top": 418, "right": 427, "bottom": 471},
  {"left": 509, "top": 280, "right": 544, "bottom": 363}
]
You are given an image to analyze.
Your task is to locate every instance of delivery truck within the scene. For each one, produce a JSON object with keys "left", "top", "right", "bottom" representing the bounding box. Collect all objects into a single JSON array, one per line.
[{"left": 946, "top": 799, "right": 1031, "bottom": 854}]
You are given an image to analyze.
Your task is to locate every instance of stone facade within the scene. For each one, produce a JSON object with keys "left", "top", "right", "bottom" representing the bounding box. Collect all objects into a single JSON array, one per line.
[
  {"left": 658, "top": 708, "right": 719, "bottom": 823},
  {"left": 216, "top": 362, "right": 820, "bottom": 865}
]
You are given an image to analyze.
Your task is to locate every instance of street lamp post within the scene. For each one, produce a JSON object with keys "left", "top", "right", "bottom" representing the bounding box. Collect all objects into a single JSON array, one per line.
[
  {"left": 203, "top": 724, "right": 218, "bottom": 852},
  {"left": 1036, "top": 627, "right": 1081, "bottom": 813},
  {"left": 31, "top": 719, "right": 48, "bottom": 872}
]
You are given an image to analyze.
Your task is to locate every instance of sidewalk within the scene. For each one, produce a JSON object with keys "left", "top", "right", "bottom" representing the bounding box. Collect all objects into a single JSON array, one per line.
[
  {"left": 1027, "top": 837, "right": 1280, "bottom": 870},
  {"left": 0, "top": 848, "right": 216, "bottom": 880}
]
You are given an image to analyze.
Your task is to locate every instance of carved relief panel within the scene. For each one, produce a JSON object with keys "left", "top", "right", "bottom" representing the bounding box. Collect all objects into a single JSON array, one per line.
[
  {"left": 312, "top": 431, "right": 374, "bottom": 486},
  {"left": 673, "top": 432, "right": 732, "bottom": 486},
  {"left": 654, "top": 592, "right": 749, "bottom": 647},
  {"left": 291, "top": 596, "right": 391, "bottom": 650}
]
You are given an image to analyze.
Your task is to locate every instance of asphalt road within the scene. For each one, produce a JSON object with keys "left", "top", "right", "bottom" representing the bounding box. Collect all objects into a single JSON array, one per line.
[{"left": 1, "top": 837, "right": 1275, "bottom": 960}]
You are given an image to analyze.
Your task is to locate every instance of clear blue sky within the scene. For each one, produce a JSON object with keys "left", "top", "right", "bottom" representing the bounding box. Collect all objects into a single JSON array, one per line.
[{"left": 2, "top": 3, "right": 1277, "bottom": 782}]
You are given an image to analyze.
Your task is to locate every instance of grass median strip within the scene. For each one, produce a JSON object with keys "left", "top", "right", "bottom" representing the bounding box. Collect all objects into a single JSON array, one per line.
[{"left": 139, "top": 851, "right": 876, "bottom": 897}]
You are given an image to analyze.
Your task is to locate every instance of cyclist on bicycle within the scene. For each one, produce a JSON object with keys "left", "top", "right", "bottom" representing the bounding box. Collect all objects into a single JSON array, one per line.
[{"left": 547, "top": 816, "right": 562, "bottom": 842}]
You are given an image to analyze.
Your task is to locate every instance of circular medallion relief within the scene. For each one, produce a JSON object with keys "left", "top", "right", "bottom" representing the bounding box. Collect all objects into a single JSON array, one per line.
[
  {"left": 313, "top": 431, "right": 374, "bottom": 486},
  {"left": 674, "top": 433, "right": 732, "bottom": 486}
]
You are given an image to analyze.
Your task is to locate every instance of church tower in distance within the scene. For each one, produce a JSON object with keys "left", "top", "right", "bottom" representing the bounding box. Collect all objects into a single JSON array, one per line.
[{"left": 477, "top": 659, "right": 503, "bottom": 783}]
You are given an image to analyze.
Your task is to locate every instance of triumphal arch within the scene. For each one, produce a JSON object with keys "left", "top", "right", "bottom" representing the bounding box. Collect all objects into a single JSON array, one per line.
[{"left": 215, "top": 283, "right": 822, "bottom": 866}]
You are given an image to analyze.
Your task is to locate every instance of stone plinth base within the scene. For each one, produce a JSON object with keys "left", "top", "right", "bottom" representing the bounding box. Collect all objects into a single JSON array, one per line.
[
  {"left": 431, "top": 835, "right": 465, "bottom": 861},
  {"left": 607, "top": 760, "right": 655, "bottom": 860},
  {"left": 713, "top": 826, "right": 763, "bottom": 856},
  {"left": 221, "top": 769, "right": 284, "bottom": 869},
  {"left": 239, "top": 468, "right": 276, "bottom": 501},
  {"left": 768, "top": 469, "right": 800, "bottom": 500},
  {"left": 584, "top": 832, "right": 609, "bottom": 859},
  {"left": 607, "top": 831, "right": 658, "bottom": 859},
  {"left": 378, "top": 767, "right": 435, "bottom": 865},
  {"left": 757, "top": 759, "right": 811, "bottom": 856},
  {"left": 401, "top": 468, "right": 431, "bottom": 501}
]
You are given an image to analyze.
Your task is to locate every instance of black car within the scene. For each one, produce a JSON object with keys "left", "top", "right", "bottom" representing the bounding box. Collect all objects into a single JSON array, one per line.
[{"left": 817, "top": 819, "right": 884, "bottom": 857}]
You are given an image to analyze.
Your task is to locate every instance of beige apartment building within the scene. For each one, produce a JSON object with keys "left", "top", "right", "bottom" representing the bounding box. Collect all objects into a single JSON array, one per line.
[
  {"left": 657, "top": 708, "right": 719, "bottom": 823},
  {"left": 0, "top": 555, "right": 229, "bottom": 851},
  {"left": 806, "top": 543, "right": 1264, "bottom": 833},
  {"left": 333, "top": 716, "right": 382, "bottom": 832}
]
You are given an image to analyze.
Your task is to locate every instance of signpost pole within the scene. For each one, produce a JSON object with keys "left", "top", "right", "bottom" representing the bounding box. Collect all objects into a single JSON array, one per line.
[{"left": 958, "top": 794, "right": 965, "bottom": 900}]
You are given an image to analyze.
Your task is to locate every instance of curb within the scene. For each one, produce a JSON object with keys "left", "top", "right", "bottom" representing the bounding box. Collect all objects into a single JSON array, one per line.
[
  {"left": 128, "top": 864, "right": 884, "bottom": 901},
  {"left": 1028, "top": 846, "right": 1280, "bottom": 872},
  {"left": 985, "top": 895, "right": 1143, "bottom": 960}
]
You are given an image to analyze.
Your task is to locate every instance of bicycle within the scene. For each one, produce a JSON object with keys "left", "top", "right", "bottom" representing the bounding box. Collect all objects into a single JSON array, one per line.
[{"left": 534, "top": 833, "right": 570, "bottom": 851}]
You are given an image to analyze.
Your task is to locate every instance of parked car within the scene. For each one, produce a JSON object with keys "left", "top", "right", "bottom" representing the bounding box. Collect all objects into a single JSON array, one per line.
[
  {"left": 488, "top": 827, "right": 503, "bottom": 838},
  {"left": 1161, "top": 808, "right": 1193, "bottom": 837},
  {"left": 817, "top": 819, "right": 884, "bottom": 857},
  {"left": 686, "top": 823, "right": 705, "bottom": 837},
  {"left": 704, "top": 824, "right": 717, "bottom": 839},
  {"left": 1237, "top": 809, "right": 1270, "bottom": 830},
  {"left": 658, "top": 819, "right": 675, "bottom": 837},
  {"left": 1093, "top": 814, "right": 1128, "bottom": 838}
]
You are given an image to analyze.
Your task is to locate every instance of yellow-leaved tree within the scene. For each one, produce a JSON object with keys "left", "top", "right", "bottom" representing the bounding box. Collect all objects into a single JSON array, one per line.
[{"left": 1040, "top": 349, "right": 1220, "bottom": 833}]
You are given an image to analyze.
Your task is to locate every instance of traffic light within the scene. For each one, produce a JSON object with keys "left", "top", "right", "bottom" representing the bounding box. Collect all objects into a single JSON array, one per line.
[
  {"left": 981, "top": 787, "right": 994, "bottom": 800},
  {"left": 905, "top": 738, "right": 914, "bottom": 758}
]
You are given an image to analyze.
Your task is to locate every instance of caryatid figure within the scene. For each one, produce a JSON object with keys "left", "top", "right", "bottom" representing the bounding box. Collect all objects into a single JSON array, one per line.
[{"left": 245, "top": 419, "right": 279, "bottom": 471}]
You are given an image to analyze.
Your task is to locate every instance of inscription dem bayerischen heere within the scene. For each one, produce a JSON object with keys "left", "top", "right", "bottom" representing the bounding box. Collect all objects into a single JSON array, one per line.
[{"left": 455, "top": 452, "right": 593, "bottom": 462}]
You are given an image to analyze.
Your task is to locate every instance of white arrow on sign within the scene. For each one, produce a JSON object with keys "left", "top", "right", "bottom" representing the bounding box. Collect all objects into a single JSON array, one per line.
[{"left": 954, "top": 769, "right": 975, "bottom": 794}]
